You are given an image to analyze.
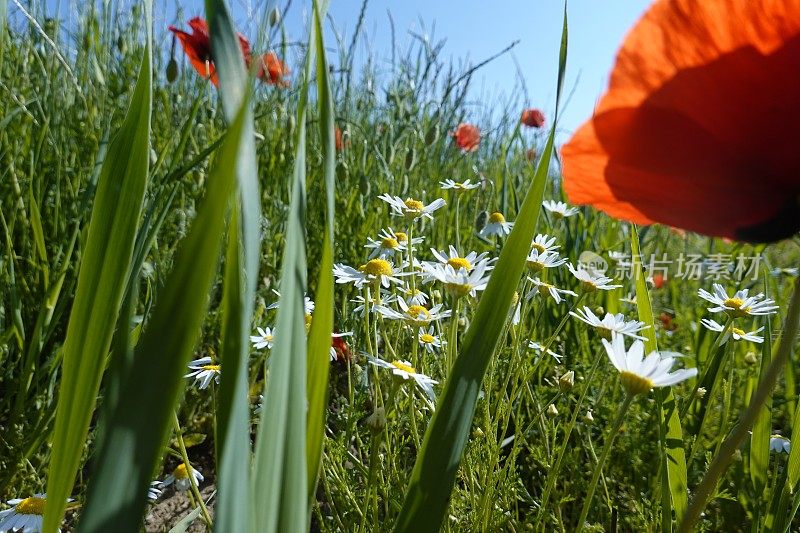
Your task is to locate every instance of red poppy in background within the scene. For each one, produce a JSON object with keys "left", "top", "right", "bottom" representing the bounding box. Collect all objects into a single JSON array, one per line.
[
  {"left": 331, "top": 335, "right": 352, "bottom": 363},
  {"left": 651, "top": 273, "right": 666, "bottom": 289},
  {"left": 334, "top": 127, "right": 347, "bottom": 152},
  {"left": 561, "top": 0, "right": 800, "bottom": 243},
  {"left": 452, "top": 123, "right": 480, "bottom": 152},
  {"left": 521, "top": 108, "right": 545, "bottom": 128},
  {"left": 168, "top": 17, "right": 251, "bottom": 86},
  {"left": 259, "top": 52, "right": 290, "bottom": 87}
]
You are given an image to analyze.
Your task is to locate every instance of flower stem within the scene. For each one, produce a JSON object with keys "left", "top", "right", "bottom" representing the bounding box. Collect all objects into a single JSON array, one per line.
[
  {"left": 576, "top": 393, "right": 634, "bottom": 533},
  {"left": 447, "top": 297, "right": 461, "bottom": 370},
  {"left": 171, "top": 411, "right": 213, "bottom": 527}
]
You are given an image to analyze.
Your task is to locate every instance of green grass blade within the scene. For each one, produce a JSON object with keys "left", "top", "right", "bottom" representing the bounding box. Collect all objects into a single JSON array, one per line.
[
  {"left": 751, "top": 311, "right": 773, "bottom": 510},
  {"left": 77, "top": 92, "right": 249, "bottom": 533},
  {"left": 394, "top": 7, "right": 568, "bottom": 531},
  {"left": 306, "top": 0, "right": 336, "bottom": 502},
  {"left": 631, "top": 225, "right": 687, "bottom": 531},
  {"left": 205, "top": 0, "right": 260, "bottom": 531},
  {"left": 43, "top": 3, "right": 152, "bottom": 529},
  {"left": 251, "top": 2, "right": 329, "bottom": 530}
]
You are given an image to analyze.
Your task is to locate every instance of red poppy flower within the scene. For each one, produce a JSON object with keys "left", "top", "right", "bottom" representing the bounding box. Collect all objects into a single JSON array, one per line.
[
  {"left": 659, "top": 312, "right": 677, "bottom": 331},
  {"left": 258, "top": 52, "right": 290, "bottom": 87},
  {"left": 525, "top": 148, "right": 538, "bottom": 162},
  {"left": 334, "top": 127, "right": 347, "bottom": 152},
  {"left": 521, "top": 108, "right": 545, "bottom": 128},
  {"left": 331, "top": 335, "right": 352, "bottom": 363},
  {"left": 168, "top": 17, "right": 251, "bottom": 86},
  {"left": 452, "top": 123, "right": 480, "bottom": 152},
  {"left": 561, "top": 0, "right": 800, "bottom": 243},
  {"left": 650, "top": 273, "right": 666, "bottom": 289}
]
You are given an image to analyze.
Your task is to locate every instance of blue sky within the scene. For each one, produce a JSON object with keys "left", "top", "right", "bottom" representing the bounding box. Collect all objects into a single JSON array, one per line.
[{"left": 40, "top": 0, "right": 652, "bottom": 136}]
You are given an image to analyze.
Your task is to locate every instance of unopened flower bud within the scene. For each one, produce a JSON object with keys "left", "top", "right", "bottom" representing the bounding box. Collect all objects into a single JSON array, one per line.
[
  {"left": 268, "top": 7, "right": 281, "bottom": 26},
  {"left": 584, "top": 410, "right": 594, "bottom": 423},
  {"left": 366, "top": 407, "right": 386, "bottom": 433},
  {"left": 546, "top": 404, "right": 559, "bottom": 418},
  {"left": 559, "top": 371, "right": 575, "bottom": 393},
  {"left": 166, "top": 58, "right": 179, "bottom": 83},
  {"left": 744, "top": 351, "right": 758, "bottom": 366},
  {"left": 695, "top": 387, "right": 707, "bottom": 399}
]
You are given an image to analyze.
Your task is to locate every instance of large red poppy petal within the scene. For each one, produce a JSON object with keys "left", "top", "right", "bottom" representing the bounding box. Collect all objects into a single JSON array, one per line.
[{"left": 563, "top": 0, "right": 800, "bottom": 242}]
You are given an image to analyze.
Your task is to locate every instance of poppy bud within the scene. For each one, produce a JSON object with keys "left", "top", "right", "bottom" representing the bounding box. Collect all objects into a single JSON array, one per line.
[
  {"left": 268, "top": 7, "right": 281, "bottom": 27},
  {"left": 359, "top": 174, "right": 371, "bottom": 196},
  {"left": 366, "top": 407, "right": 386, "bottom": 434},
  {"left": 117, "top": 35, "right": 126, "bottom": 54},
  {"left": 405, "top": 148, "right": 416, "bottom": 171},
  {"left": 166, "top": 58, "right": 179, "bottom": 83},
  {"left": 475, "top": 211, "right": 488, "bottom": 233},
  {"left": 425, "top": 123, "right": 439, "bottom": 145}
]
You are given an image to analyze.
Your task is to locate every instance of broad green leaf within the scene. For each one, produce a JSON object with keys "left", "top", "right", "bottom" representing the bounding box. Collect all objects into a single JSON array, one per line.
[
  {"left": 631, "top": 225, "right": 687, "bottom": 531},
  {"left": 205, "top": 0, "right": 261, "bottom": 532},
  {"left": 393, "top": 6, "right": 567, "bottom": 531},
  {"left": 306, "top": 0, "right": 336, "bottom": 504},
  {"left": 44, "top": 3, "right": 152, "bottom": 529},
  {"left": 251, "top": 2, "right": 329, "bottom": 531},
  {"left": 77, "top": 85, "right": 249, "bottom": 533},
  {"left": 168, "top": 507, "right": 204, "bottom": 533}
]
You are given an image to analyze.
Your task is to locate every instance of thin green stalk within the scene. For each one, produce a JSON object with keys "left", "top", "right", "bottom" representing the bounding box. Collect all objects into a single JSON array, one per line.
[
  {"left": 576, "top": 393, "right": 634, "bottom": 533},
  {"left": 172, "top": 411, "right": 213, "bottom": 527}
]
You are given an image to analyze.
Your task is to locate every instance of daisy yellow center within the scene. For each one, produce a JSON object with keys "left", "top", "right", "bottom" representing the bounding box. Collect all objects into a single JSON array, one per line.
[
  {"left": 488, "top": 212, "right": 506, "bottom": 224},
  {"left": 201, "top": 364, "right": 221, "bottom": 372},
  {"left": 445, "top": 282, "right": 472, "bottom": 298},
  {"left": 174, "top": 463, "right": 191, "bottom": 479},
  {"left": 420, "top": 333, "right": 435, "bottom": 343},
  {"left": 394, "top": 232, "right": 408, "bottom": 242},
  {"left": 391, "top": 360, "right": 416, "bottom": 374},
  {"left": 537, "top": 283, "right": 555, "bottom": 297},
  {"left": 305, "top": 313, "right": 313, "bottom": 329},
  {"left": 531, "top": 243, "right": 546, "bottom": 253},
  {"left": 407, "top": 305, "right": 431, "bottom": 321},
  {"left": 596, "top": 326, "right": 613, "bottom": 340},
  {"left": 732, "top": 327, "right": 746, "bottom": 337},
  {"left": 527, "top": 259, "right": 545, "bottom": 272},
  {"left": 447, "top": 257, "right": 472, "bottom": 271},
  {"left": 16, "top": 496, "right": 46, "bottom": 515},
  {"left": 619, "top": 370, "right": 654, "bottom": 396},
  {"left": 381, "top": 237, "right": 400, "bottom": 249},
  {"left": 723, "top": 297, "right": 750, "bottom": 318},
  {"left": 404, "top": 199, "right": 424, "bottom": 211},
  {"left": 580, "top": 280, "right": 598, "bottom": 293},
  {"left": 363, "top": 259, "right": 392, "bottom": 277}
]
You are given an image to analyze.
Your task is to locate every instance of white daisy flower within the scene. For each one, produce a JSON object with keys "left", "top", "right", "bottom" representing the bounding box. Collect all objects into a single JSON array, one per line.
[
  {"left": 398, "top": 284, "right": 429, "bottom": 306},
  {"left": 334, "top": 259, "right": 405, "bottom": 288},
  {"left": 526, "top": 249, "right": 567, "bottom": 272},
  {"left": 542, "top": 200, "right": 579, "bottom": 219},
  {"left": 185, "top": 357, "right": 220, "bottom": 389},
  {"left": 440, "top": 178, "right": 480, "bottom": 192},
  {"left": 161, "top": 463, "right": 204, "bottom": 492},
  {"left": 378, "top": 194, "right": 446, "bottom": 220},
  {"left": 602, "top": 334, "right": 697, "bottom": 396},
  {"left": 700, "top": 319, "right": 765, "bottom": 344},
  {"left": 770, "top": 435, "right": 791, "bottom": 454},
  {"left": 418, "top": 326, "right": 444, "bottom": 353},
  {"left": 375, "top": 299, "right": 451, "bottom": 327},
  {"left": 479, "top": 212, "right": 514, "bottom": 238},
  {"left": 368, "top": 357, "right": 438, "bottom": 401},
  {"left": 429, "top": 245, "right": 494, "bottom": 273},
  {"left": 526, "top": 277, "right": 578, "bottom": 304},
  {"left": 266, "top": 289, "right": 315, "bottom": 315},
  {"left": 530, "top": 234, "right": 560, "bottom": 254},
  {"left": 329, "top": 332, "right": 354, "bottom": 361},
  {"left": 350, "top": 291, "right": 398, "bottom": 316},
  {"left": 698, "top": 283, "right": 779, "bottom": 318},
  {"left": 568, "top": 264, "right": 622, "bottom": 292},
  {"left": 250, "top": 326, "right": 275, "bottom": 350},
  {"left": 365, "top": 228, "right": 422, "bottom": 259},
  {"left": 528, "top": 340, "right": 563, "bottom": 363},
  {"left": 0, "top": 494, "right": 50, "bottom": 533},
  {"left": 422, "top": 262, "right": 491, "bottom": 298},
  {"left": 570, "top": 307, "right": 649, "bottom": 340},
  {"left": 147, "top": 481, "right": 163, "bottom": 502}
]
